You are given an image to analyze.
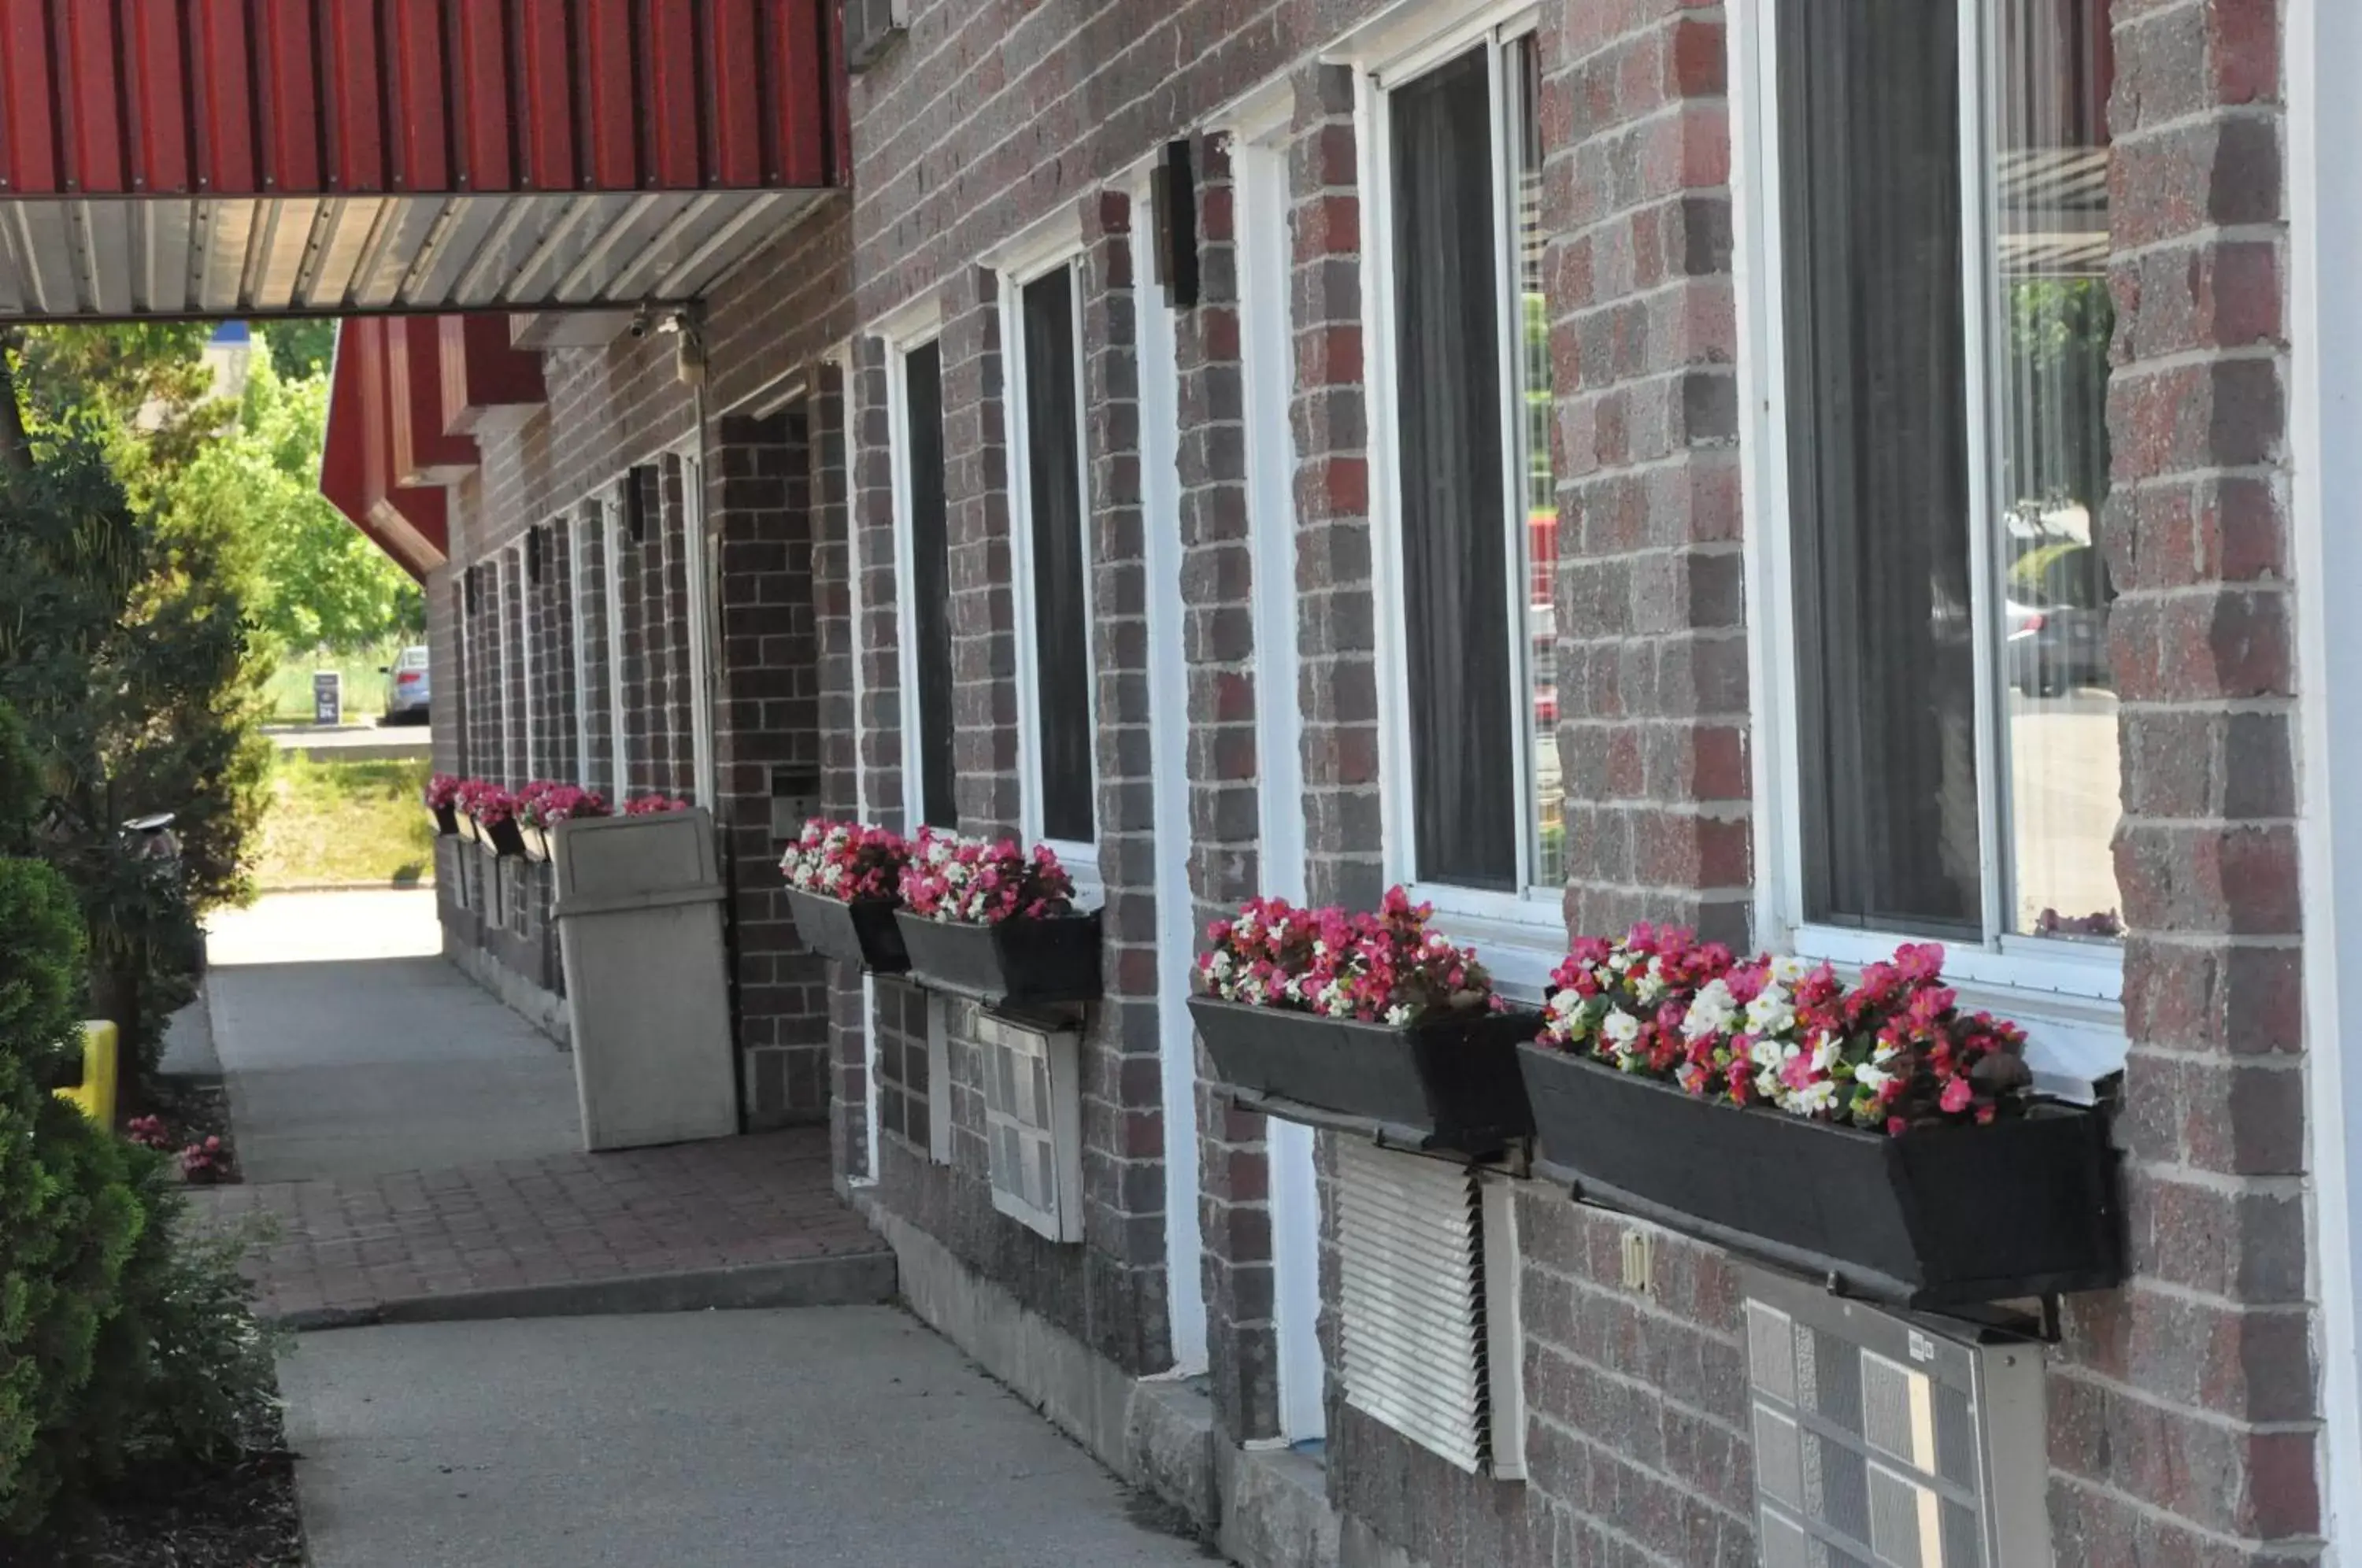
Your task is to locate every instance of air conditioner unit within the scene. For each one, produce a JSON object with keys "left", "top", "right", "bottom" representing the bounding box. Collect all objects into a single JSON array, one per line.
[
  {"left": 976, "top": 1009, "right": 1083, "bottom": 1243},
  {"left": 1742, "top": 1267, "right": 2050, "bottom": 1567},
  {"left": 1336, "top": 1142, "right": 1526, "bottom": 1477}
]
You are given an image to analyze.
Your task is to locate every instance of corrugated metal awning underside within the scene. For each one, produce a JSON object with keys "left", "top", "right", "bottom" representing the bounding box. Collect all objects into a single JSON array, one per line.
[{"left": 0, "top": 187, "right": 825, "bottom": 318}]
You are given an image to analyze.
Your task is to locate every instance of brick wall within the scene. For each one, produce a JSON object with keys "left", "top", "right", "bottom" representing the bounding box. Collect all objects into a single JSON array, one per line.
[{"left": 2056, "top": 0, "right": 2316, "bottom": 1560}]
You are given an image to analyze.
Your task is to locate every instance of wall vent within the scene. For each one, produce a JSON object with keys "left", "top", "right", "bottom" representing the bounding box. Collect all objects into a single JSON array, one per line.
[
  {"left": 844, "top": 0, "right": 910, "bottom": 72},
  {"left": 1336, "top": 1143, "right": 1524, "bottom": 1476},
  {"left": 1742, "top": 1267, "right": 2050, "bottom": 1567},
  {"left": 976, "top": 1010, "right": 1083, "bottom": 1243}
]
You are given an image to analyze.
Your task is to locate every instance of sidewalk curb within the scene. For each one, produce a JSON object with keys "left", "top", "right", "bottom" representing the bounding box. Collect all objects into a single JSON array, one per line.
[{"left": 273, "top": 1249, "right": 900, "bottom": 1333}]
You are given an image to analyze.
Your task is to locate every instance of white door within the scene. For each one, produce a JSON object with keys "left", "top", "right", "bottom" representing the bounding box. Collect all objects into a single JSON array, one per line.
[
  {"left": 1238, "top": 131, "right": 1325, "bottom": 1445},
  {"left": 1138, "top": 173, "right": 1209, "bottom": 1374}
]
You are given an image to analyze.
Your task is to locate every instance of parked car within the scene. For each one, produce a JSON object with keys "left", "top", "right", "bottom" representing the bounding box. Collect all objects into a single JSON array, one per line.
[
  {"left": 2005, "top": 598, "right": 2110, "bottom": 697},
  {"left": 383, "top": 645, "right": 431, "bottom": 723}
]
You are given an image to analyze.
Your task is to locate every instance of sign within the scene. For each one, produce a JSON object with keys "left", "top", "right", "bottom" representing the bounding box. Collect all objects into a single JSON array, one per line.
[{"left": 313, "top": 671, "right": 342, "bottom": 727}]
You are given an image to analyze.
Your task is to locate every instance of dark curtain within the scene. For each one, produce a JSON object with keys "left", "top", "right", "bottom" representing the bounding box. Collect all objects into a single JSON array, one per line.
[
  {"left": 1779, "top": 0, "right": 1982, "bottom": 934},
  {"left": 905, "top": 341, "right": 958, "bottom": 829},
  {"left": 1393, "top": 48, "right": 1517, "bottom": 891},
  {"left": 1020, "top": 268, "right": 1095, "bottom": 844}
]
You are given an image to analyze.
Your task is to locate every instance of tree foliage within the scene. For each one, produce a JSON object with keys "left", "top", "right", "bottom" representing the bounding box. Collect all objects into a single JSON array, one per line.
[{"left": 168, "top": 345, "right": 422, "bottom": 654}]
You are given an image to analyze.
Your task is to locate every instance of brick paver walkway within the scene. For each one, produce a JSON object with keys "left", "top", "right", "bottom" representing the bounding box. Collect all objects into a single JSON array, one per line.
[{"left": 192, "top": 1126, "right": 882, "bottom": 1325}]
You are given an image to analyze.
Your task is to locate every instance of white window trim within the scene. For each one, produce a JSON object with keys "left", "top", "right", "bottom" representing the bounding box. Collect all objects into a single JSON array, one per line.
[
  {"left": 672, "top": 442, "right": 718, "bottom": 808},
  {"left": 2290, "top": 0, "right": 2362, "bottom": 1552},
  {"left": 602, "top": 486, "right": 630, "bottom": 797},
  {"left": 568, "top": 508, "right": 594, "bottom": 784},
  {"left": 884, "top": 317, "right": 950, "bottom": 834},
  {"left": 1355, "top": 4, "right": 1563, "bottom": 996},
  {"left": 1000, "top": 248, "right": 1103, "bottom": 904},
  {"left": 1727, "top": 0, "right": 2125, "bottom": 1093},
  {"left": 517, "top": 542, "right": 539, "bottom": 781}
]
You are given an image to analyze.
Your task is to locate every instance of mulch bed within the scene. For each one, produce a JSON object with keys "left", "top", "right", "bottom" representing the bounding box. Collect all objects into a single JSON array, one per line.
[
  {"left": 129, "top": 1074, "right": 241, "bottom": 1187},
  {"left": 6, "top": 1409, "right": 304, "bottom": 1568}
]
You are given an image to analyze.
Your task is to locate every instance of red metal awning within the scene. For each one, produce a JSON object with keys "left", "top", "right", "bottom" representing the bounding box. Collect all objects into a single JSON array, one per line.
[
  {"left": 0, "top": 0, "right": 838, "bottom": 320},
  {"left": 322, "top": 316, "right": 450, "bottom": 582}
]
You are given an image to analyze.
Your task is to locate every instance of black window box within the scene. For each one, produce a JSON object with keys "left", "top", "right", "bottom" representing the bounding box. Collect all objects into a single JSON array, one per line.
[
  {"left": 431, "top": 804, "right": 460, "bottom": 838},
  {"left": 1517, "top": 1044, "right": 2124, "bottom": 1307},
  {"left": 480, "top": 817, "right": 528, "bottom": 859},
  {"left": 783, "top": 887, "right": 911, "bottom": 974},
  {"left": 1190, "top": 995, "right": 1540, "bottom": 1160},
  {"left": 893, "top": 908, "right": 1101, "bottom": 1007}
]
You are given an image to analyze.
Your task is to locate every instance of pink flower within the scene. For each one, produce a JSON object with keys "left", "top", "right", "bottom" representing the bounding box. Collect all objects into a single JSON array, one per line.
[{"left": 1939, "top": 1076, "right": 1974, "bottom": 1115}]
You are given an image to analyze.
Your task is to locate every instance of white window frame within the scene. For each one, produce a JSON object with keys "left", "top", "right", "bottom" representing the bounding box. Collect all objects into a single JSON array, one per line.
[
  {"left": 494, "top": 549, "right": 522, "bottom": 780},
  {"left": 994, "top": 216, "right": 1103, "bottom": 902},
  {"left": 1352, "top": 0, "right": 1561, "bottom": 997},
  {"left": 602, "top": 484, "right": 630, "bottom": 798},
  {"left": 672, "top": 442, "right": 718, "bottom": 808},
  {"left": 1727, "top": 0, "right": 2125, "bottom": 1092},
  {"left": 568, "top": 508, "right": 594, "bottom": 785},
  {"left": 879, "top": 293, "right": 951, "bottom": 834},
  {"left": 516, "top": 542, "right": 539, "bottom": 781}
]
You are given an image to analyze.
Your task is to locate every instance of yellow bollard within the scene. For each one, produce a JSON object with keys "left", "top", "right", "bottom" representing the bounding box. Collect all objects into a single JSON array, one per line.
[{"left": 53, "top": 1020, "right": 119, "bottom": 1126}]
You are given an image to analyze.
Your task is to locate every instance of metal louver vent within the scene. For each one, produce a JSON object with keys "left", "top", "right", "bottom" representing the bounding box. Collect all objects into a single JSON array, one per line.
[
  {"left": 976, "top": 1011, "right": 1083, "bottom": 1243},
  {"left": 1337, "top": 1143, "right": 1523, "bottom": 1477},
  {"left": 1741, "top": 1267, "right": 2050, "bottom": 1567}
]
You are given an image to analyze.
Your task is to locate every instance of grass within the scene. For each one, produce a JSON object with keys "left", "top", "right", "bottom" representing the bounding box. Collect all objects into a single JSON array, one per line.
[
  {"left": 251, "top": 753, "right": 437, "bottom": 890},
  {"left": 261, "top": 642, "right": 409, "bottom": 725}
]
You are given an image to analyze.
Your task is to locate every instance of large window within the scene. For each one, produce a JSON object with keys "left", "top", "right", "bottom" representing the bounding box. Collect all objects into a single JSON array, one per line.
[
  {"left": 1384, "top": 28, "right": 1556, "bottom": 899},
  {"left": 1014, "top": 263, "right": 1096, "bottom": 848},
  {"left": 1772, "top": 0, "right": 2117, "bottom": 953},
  {"left": 901, "top": 339, "right": 958, "bottom": 829}
]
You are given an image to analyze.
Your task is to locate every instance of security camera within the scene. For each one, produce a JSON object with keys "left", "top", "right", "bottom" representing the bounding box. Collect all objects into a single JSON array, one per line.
[{"left": 629, "top": 303, "right": 658, "bottom": 339}]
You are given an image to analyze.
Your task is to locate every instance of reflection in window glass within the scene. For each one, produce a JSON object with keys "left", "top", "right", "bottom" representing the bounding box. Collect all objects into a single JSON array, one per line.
[
  {"left": 1992, "top": 0, "right": 2118, "bottom": 941},
  {"left": 1514, "top": 35, "right": 1562, "bottom": 893}
]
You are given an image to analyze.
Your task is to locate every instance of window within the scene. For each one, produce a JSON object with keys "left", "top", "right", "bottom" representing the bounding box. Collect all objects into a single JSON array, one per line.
[
  {"left": 1761, "top": 0, "right": 2118, "bottom": 956},
  {"left": 898, "top": 338, "right": 958, "bottom": 829},
  {"left": 1379, "top": 26, "right": 1557, "bottom": 900},
  {"left": 1012, "top": 262, "right": 1096, "bottom": 849}
]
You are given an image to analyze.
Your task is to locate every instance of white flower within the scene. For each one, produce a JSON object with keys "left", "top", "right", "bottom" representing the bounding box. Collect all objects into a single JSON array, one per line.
[
  {"left": 1210, "top": 952, "right": 1234, "bottom": 978},
  {"left": 1808, "top": 1032, "right": 1841, "bottom": 1074},
  {"left": 1634, "top": 972, "right": 1668, "bottom": 1005},
  {"left": 1742, "top": 982, "right": 1792, "bottom": 1037},
  {"left": 1754, "top": 1066, "right": 1783, "bottom": 1100},
  {"left": 1601, "top": 1009, "right": 1642, "bottom": 1048},
  {"left": 1683, "top": 979, "right": 1738, "bottom": 1042},
  {"left": 1786, "top": 1078, "right": 1839, "bottom": 1116},
  {"left": 1751, "top": 1037, "right": 1794, "bottom": 1071},
  {"left": 1384, "top": 1004, "right": 1412, "bottom": 1027},
  {"left": 1768, "top": 955, "right": 1812, "bottom": 985},
  {"left": 1549, "top": 987, "right": 1583, "bottom": 1017},
  {"left": 1854, "top": 1060, "right": 1893, "bottom": 1096}
]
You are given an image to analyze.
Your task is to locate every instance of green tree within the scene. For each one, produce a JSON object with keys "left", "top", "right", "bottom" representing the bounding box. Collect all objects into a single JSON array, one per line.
[
  {"left": 261, "top": 317, "right": 338, "bottom": 379},
  {"left": 171, "top": 346, "right": 421, "bottom": 654},
  {"left": 0, "top": 331, "right": 272, "bottom": 1068}
]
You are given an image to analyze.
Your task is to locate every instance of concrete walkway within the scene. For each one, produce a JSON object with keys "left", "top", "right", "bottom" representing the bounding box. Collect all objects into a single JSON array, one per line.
[
  {"left": 192, "top": 891, "right": 892, "bottom": 1327},
  {"left": 284, "top": 1310, "right": 1216, "bottom": 1568}
]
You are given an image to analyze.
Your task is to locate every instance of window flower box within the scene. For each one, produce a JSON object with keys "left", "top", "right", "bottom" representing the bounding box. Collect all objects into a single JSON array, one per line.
[
  {"left": 1520, "top": 926, "right": 2123, "bottom": 1307},
  {"left": 779, "top": 819, "right": 913, "bottom": 973},
  {"left": 894, "top": 908, "right": 1101, "bottom": 1006},
  {"left": 481, "top": 815, "right": 527, "bottom": 858},
  {"left": 520, "top": 823, "right": 551, "bottom": 863},
  {"left": 1190, "top": 889, "right": 1538, "bottom": 1159},
  {"left": 1193, "top": 997, "right": 1538, "bottom": 1159},
  {"left": 425, "top": 774, "right": 463, "bottom": 838},
  {"left": 1517, "top": 1046, "right": 2120, "bottom": 1306},
  {"left": 456, "top": 812, "right": 481, "bottom": 845},
  {"left": 892, "top": 830, "right": 1101, "bottom": 1006},
  {"left": 784, "top": 889, "right": 910, "bottom": 973}
]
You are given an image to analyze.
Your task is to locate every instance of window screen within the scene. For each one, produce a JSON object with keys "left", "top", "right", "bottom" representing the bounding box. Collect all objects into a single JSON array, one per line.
[
  {"left": 905, "top": 341, "right": 958, "bottom": 830},
  {"left": 1391, "top": 47, "right": 1517, "bottom": 892},
  {"left": 1777, "top": 0, "right": 1981, "bottom": 934},
  {"left": 1020, "top": 267, "right": 1095, "bottom": 845}
]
